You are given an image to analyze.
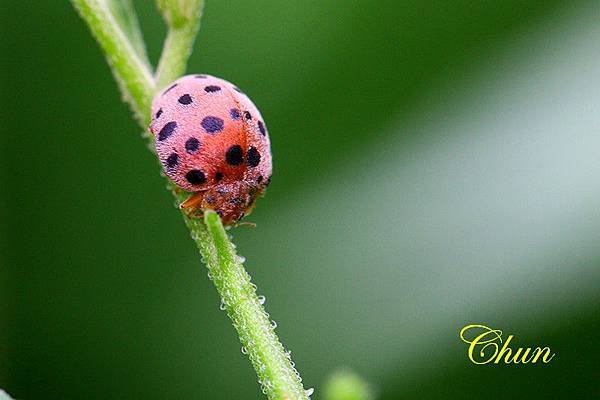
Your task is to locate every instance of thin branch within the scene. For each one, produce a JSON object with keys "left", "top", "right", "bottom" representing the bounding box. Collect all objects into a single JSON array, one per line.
[
  {"left": 106, "top": 0, "right": 151, "bottom": 66},
  {"left": 204, "top": 211, "right": 309, "bottom": 400},
  {"left": 70, "top": 0, "right": 155, "bottom": 124},
  {"left": 155, "top": 0, "right": 205, "bottom": 89}
]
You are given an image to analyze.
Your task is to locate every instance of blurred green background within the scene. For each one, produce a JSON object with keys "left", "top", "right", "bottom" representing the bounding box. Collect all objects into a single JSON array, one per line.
[{"left": 2, "top": 0, "right": 600, "bottom": 398}]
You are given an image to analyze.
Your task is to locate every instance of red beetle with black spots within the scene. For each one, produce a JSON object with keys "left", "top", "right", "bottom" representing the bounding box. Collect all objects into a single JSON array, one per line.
[{"left": 149, "top": 74, "right": 272, "bottom": 225}]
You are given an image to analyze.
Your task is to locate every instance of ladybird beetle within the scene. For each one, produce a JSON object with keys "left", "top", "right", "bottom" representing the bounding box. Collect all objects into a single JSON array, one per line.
[{"left": 149, "top": 74, "right": 272, "bottom": 225}]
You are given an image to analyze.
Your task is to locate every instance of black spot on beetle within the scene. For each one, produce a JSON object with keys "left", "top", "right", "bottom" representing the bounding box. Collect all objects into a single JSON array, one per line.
[
  {"left": 244, "top": 111, "right": 252, "bottom": 120},
  {"left": 165, "top": 153, "right": 178, "bottom": 168},
  {"left": 201, "top": 116, "right": 224, "bottom": 133},
  {"left": 195, "top": 74, "right": 207, "bottom": 78},
  {"left": 158, "top": 121, "right": 177, "bottom": 141},
  {"left": 225, "top": 145, "right": 244, "bottom": 165},
  {"left": 257, "top": 175, "right": 263, "bottom": 184},
  {"left": 230, "top": 108, "right": 241, "bottom": 120},
  {"left": 178, "top": 94, "right": 193, "bottom": 104},
  {"left": 204, "top": 85, "right": 221, "bottom": 93},
  {"left": 155, "top": 108, "right": 163, "bottom": 119},
  {"left": 257, "top": 121, "right": 266, "bottom": 136},
  {"left": 205, "top": 195, "right": 216, "bottom": 205},
  {"left": 186, "top": 170, "right": 206, "bottom": 185},
  {"left": 185, "top": 137, "right": 200, "bottom": 154},
  {"left": 215, "top": 171, "right": 224, "bottom": 182},
  {"left": 246, "top": 147, "right": 261, "bottom": 167}
]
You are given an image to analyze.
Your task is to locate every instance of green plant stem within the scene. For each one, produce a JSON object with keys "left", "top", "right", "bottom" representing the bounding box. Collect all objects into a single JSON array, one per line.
[
  {"left": 155, "top": 1, "right": 204, "bottom": 89},
  {"left": 203, "top": 211, "right": 308, "bottom": 399},
  {"left": 106, "top": 0, "right": 150, "bottom": 64},
  {"left": 71, "top": 1, "right": 308, "bottom": 399},
  {"left": 70, "top": 0, "right": 155, "bottom": 125}
]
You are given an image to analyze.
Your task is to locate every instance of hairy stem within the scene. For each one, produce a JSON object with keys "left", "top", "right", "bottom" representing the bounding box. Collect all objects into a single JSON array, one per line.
[
  {"left": 106, "top": 0, "right": 150, "bottom": 64},
  {"left": 203, "top": 211, "right": 308, "bottom": 399},
  {"left": 71, "top": 1, "right": 308, "bottom": 399},
  {"left": 70, "top": 0, "right": 155, "bottom": 124},
  {"left": 155, "top": 0, "right": 205, "bottom": 89}
]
